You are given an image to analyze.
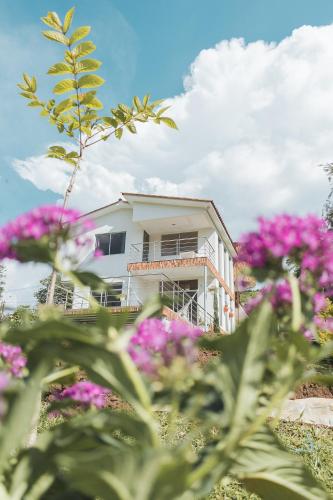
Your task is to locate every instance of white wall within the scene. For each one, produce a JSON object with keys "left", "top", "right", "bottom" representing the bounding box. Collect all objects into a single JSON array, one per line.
[{"left": 78, "top": 207, "right": 143, "bottom": 278}]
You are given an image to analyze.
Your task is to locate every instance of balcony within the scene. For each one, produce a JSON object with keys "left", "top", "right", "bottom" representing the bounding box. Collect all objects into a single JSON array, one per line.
[{"left": 128, "top": 236, "right": 215, "bottom": 264}]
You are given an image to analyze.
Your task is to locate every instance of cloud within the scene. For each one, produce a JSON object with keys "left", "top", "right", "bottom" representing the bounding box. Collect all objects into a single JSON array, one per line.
[
  {"left": 3, "top": 260, "right": 50, "bottom": 311},
  {"left": 13, "top": 23, "right": 332, "bottom": 242}
]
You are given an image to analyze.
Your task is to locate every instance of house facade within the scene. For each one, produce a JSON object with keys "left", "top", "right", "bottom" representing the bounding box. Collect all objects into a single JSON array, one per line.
[{"left": 63, "top": 193, "right": 243, "bottom": 333}]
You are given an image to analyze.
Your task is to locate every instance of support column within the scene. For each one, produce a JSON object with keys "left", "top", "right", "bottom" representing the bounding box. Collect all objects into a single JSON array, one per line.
[
  {"left": 224, "top": 249, "right": 230, "bottom": 287},
  {"left": 220, "top": 286, "right": 226, "bottom": 332},
  {"left": 229, "top": 256, "right": 234, "bottom": 294},
  {"left": 126, "top": 272, "right": 131, "bottom": 306},
  {"left": 218, "top": 239, "right": 225, "bottom": 278},
  {"left": 204, "top": 265, "right": 208, "bottom": 332}
]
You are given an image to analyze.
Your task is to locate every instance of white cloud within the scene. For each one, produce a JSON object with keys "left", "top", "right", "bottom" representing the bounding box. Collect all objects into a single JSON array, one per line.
[
  {"left": 3, "top": 260, "right": 50, "bottom": 311},
  {"left": 13, "top": 23, "right": 332, "bottom": 242}
]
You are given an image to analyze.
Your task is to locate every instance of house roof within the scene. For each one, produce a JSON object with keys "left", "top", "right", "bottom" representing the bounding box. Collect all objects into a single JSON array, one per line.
[
  {"left": 80, "top": 192, "right": 236, "bottom": 253},
  {"left": 122, "top": 192, "right": 236, "bottom": 252}
]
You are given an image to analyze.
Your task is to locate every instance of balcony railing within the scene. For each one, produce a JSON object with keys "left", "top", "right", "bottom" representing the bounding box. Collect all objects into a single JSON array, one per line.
[
  {"left": 55, "top": 273, "right": 215, "bottom": 329},
  {"left": 129, "top": 237, "right": 215, "bottom": 264}
]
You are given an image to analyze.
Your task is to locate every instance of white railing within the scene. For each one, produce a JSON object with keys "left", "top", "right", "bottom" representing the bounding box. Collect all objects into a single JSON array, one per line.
[
  {"left": 53, "top": 273, "right": 215, "bottom": 329},
  {"left": 129, "top": 237, "right": 215, "bottom": 264}
]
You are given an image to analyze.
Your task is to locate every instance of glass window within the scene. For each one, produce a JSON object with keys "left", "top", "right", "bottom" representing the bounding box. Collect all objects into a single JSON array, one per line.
[
  {"left": 161, "top": 232, "right": 198, "bottom": 256},
  {"left": 110, "top": 232, "right": 126, "bottom": 254},
  {"left": 95, "top": 233, "right": 110, "bottom": 255},
  {"left": 95, "top": 232, "right": 126, "bottom": 255}
]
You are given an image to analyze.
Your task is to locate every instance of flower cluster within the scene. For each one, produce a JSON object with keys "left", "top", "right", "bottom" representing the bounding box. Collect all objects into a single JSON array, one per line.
[
  {"left": 128, "top": 319, "right": 202, "bottom": 375},
  {"left": 239, "top": 214, "right": 333, "bottom": 336},
  {"left": 0, "top": 342, "right": 27, "bottom": 377},
  {"left": 60, "top": 381, "right": 110, "bottom": 409},
  {"left": 239, "top": 215, "right": 333, "bottom": 286},
  {"left": 0, "top": 205, "right": 93, "bottom": 262}
]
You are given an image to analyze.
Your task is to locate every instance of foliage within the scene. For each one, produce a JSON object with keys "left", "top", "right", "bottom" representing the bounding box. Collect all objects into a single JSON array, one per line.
[
  {"left": 17, "top": 7, "right": 177, "bottom": 180},
  {"left": 213, "top": 288, "right": 220, "bottom": 332},
  {"left": 34, "top": 274, "right": 74, "bottom": 308},
  {"left": 239, "top": 289, "right": 259, "bottom": 306},
  {"left": 317, "top": 299, "right": 333, "bottom": 344},
  {"left": 4, "top": 306, "right": 37, "bottom": 328},
  {"left": 0, "top": 275, "right": 331, "bottom": 498},
  {"left": 323, "top": 162, "right": 333, "bottom": 228}
]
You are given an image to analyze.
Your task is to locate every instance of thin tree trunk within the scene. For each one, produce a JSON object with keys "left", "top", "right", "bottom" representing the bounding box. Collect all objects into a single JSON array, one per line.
[{"left": 46, "top": 163, "right": 80, "bottom": 305}]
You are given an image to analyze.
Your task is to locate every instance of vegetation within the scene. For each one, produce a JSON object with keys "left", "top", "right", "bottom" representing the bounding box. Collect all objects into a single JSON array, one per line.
[
  {"left": 34, "top": 274, "right": 74, "bottom": 308},
  {"left": 0, "top": 203, "right": 332, "bottom": 498},
  {"left": 18, "top": 6, "right": 177, "bottom": 304}
]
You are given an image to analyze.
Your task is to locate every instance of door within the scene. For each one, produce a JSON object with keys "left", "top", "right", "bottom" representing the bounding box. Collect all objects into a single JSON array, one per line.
[{"left": 142, "top": 231, "right": 150, "bottom": 262}]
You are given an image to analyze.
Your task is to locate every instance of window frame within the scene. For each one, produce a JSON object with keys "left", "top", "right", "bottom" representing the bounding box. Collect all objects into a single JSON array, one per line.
[{"left": 95, "top": 231, "right": 126, "bottom": 256}]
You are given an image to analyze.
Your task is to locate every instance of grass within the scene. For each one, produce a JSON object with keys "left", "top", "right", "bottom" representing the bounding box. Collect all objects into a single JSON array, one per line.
[
  {"left": 210, "top": 421, "right": 333, "bottom": 499},
  {"left": 39, "top": 406, "right": 333, "bottom": 498}
]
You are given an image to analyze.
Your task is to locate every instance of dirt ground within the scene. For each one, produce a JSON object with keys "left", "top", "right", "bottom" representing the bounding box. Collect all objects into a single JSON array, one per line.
[{"left": 292, "top": 383, "right": 333, "bottom": 399}]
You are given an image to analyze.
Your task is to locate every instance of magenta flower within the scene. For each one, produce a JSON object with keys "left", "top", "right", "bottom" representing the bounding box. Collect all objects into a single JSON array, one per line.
[
  {"left": 60, "top": 381, "right": 110, "bottom": 409},
  {"left": 0, "top": 342, "right": 27, "bottom": 377},
  {"left": 128, "top": 319, "right": 203, "bottom": 376},
  {"left": 239, "top": 214, "right": 333, "bottom": 338},
  {"left": 0, "top": 205, "right": 92, "bottom": 262}
]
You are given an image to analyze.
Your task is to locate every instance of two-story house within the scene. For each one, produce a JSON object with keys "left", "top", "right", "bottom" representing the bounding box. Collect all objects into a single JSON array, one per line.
[{"left": 62, "top": 193, "right": 243, "bottom": 333}]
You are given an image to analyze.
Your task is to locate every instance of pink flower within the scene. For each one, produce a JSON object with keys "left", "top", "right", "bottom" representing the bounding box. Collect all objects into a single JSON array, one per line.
[
  {"left": 60, "top": 381, "right": 110, "bottom": 409},
  {"left": 0, "top": 205, "right": 89, "bottom": 262},
  {"left": 128, "top": 319, "right": 203, "bottom": 376},
  {"left": 0, "top": 342, "right": 27, "bottom": 377}
]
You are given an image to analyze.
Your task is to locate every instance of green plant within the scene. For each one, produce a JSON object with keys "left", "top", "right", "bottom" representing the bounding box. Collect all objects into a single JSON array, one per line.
[
  {"left": 0, "top": 208, "right": 332, "bottom": 498},
  {"left": 34, "top": 274, "right": 74, "bottom": 308},
  {"left": 213, "top": 288, "right": 220, "bottom": 332},
  {"left": 18, "top": 7, "right": 177, "bottom": 304}
]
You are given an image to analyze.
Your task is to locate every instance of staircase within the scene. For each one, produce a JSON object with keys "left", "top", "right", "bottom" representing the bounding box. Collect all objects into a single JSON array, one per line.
[{"left": 54, "top": 273, "right": 214, "bottom": 330}]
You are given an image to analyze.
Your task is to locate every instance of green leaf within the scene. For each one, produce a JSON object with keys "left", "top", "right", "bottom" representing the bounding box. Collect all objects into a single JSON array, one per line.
[
  {"left": 53, "top": 79, "right": 76, "bottom": 95},
  {"left": 230, "top": 425, "right": 328, "bottom": 500},
  {"left": 159, "top": 116, "right": 178, "bottom": 129},
  {"left": 72, "top": 41, "right": 96, "bottom": 58},
  {"left": 49, "top": 145, "right": 66, "bottom": 155},
  {"left": 28, "top": 101, "right": 43, "bottom": 108},
  {"left": 202, "top": 301, "right": 274, "bottom": 436},
  {"left": 126, "top": 123, "right": 137, "bottom": 134},
  {"left": 63, "top": 7, "right": 75, "bottom": 34},
  {"left": 142, "top": 94, "right": 150, "bottom": 106},
  {"left": 0, "top": 360, "right": 50, "bottom": 474},
  {"left": 118, "top": 103, "right": 132, "bottom": 115},
  {"left": 102, "top": 117, "right": 118, "bottom": 128},
  {"left": 85, "top": 97, "right": 103, "bottom": 110},
  {"left": 150, "top": 98, "right": 164, "bottom": 108},
  {"left": 54, "top": 98, "right": 74, "bottom": 114},
  {"left": 157, "top": 106, "right": 171, "bottom": 117},
  {"left": 20, "top": 91, "right": 34, "bottom": 99},
  {"left": 69, "top": 26, "right": 91, "bottom": 45},
  {"left": 133, "top": 96, "right": 143, "bottom": 111},
  {"left": 77, "top": 74, "right": 105, "bottom": 89},
  {"left": 76, "top": 58, "right": 102, "bottom": 73},
  {"left": 42, "top": 30, "right": 69, "bottom": 45},
  {"left": 41, "top": 12, "right": 62, "bottom": 31},
  {"left": 47, "top": 62, "right": 73, "bottom": 75},
  {"left": 115, "top": 128, "right": 123, "bottom": 140},
  {"left": 22, "top": 73, "right": 36, "bottom": 92}
]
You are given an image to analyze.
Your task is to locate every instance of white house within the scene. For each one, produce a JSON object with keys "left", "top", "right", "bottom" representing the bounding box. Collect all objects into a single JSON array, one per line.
[{"left": 62, "top": 193, "right": 243, "bottom": 333}]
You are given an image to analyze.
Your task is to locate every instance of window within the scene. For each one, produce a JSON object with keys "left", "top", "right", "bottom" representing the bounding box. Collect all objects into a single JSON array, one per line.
[
  {"left": 161, "top": 232, "right": 198, "bottom": 256},
  {"left": 95, "top": 232, "right": 126, "bottom": 256},
  {"left": 92, "top": 282, "right": 123, "bottom": 307}
]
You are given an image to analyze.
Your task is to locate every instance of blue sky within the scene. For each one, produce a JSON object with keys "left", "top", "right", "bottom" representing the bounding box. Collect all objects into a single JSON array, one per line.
[{"left": 1, "top": 0, "right": 333, "bottom": 225}]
